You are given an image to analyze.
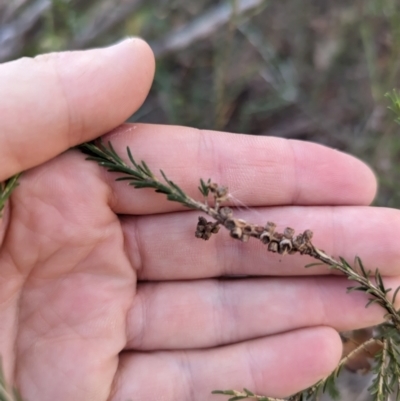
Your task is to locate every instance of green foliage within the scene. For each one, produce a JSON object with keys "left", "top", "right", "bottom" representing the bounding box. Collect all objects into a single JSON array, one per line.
[
  {"left": 338, "top": 257, "right": 400, "bottom": 327},
  {"left": 386, "top": 89, "right": 400, "bottom": 125},
  {"left": 367, "top": 337, "right": 400, "bottom": 401},
  {"left": 198, "top": 178, "right": 212, "bottom": 198},
  {"left": 80, "top": 141, "right": 199, "bottom": 208},
  {"left": 0, "top": 175, "right": 20, "bottom": 218},
  {"left": 0, "top": 358, "right": 23, "bottom": 401}
]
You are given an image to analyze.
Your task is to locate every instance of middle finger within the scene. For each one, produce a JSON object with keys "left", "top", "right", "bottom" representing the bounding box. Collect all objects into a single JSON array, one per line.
[{"left": 121, "top": 205, "right": 400, "bottom": 280}]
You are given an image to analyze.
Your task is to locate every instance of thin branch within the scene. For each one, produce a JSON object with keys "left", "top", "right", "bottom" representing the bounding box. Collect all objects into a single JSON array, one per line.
[
  {"left": 0, "top": 174, "right": 20, "bottom": 217},
  {"left": 0, "top": 357, "right": 23, "bottom": 401},
  {"left": 0, "top": 0, "right": 51, "bottom": 62},
  {"left": 81, "top": 140, "right": 400, "bottom": 401},
  {"left": 212, "top": 388, "right": 287, "bottom": 401},
  {"left": 212, "top": 339, "right": 385, "bottom": 401},
  {"left": 304, "top": 338, "right": 382, "bottom": 400},
  {"left": 151, "top": 0, "right": 268, "bottom": 58},
  {"left": 80, "top": 141, "right": 400, "bottom": 327}
]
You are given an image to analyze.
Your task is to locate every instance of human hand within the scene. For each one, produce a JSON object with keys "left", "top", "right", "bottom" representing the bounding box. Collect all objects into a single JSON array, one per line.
[{"left": 1, "top": 40, "right": 399, "bottom": 401}]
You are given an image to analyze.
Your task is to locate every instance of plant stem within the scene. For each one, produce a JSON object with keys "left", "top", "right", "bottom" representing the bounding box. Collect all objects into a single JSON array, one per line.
[
  {"left": 0, "top": 174, "right": 20, "bottom": 217},
  {"left": 81, "top": 140, "right": 400, "bottom": 401}
]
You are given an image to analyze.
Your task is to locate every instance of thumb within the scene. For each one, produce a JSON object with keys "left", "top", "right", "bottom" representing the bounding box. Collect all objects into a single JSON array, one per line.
[{"left": 0, "top": 38, "right": 155, "bottom": 181}]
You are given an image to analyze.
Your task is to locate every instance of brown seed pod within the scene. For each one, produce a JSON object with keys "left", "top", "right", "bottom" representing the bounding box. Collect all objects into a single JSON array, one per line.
[
  {"left": 279, "top": 238, "right": 292, "bottom": 254},
  {"left": 195, "top": 231, "right": 205, "bottom": 239},
  {"left": 195, "top": 217, "right": 207, "bottom": 236},
  {"left": 210, "top": 223, "right": 220, "bottom": 234},
  {"left": 268, "top": 241, "right": 279, "bottom": 253},
  {"left": 230, "top": 227, "right": 243, "bottom": 240},
  {"left": 254, "top": 226, "right": 264, "bottom": 235},
  {"left": 243, "top": 224, "right": 254, "bottom": 235},
  {"left": 260, "top": 221, "right": 277, "bottom": 244},
  {"left": 260, "top": 231, "right": 271, "bottom": 244},
  {"left": 303, "top": 230, "right": 313, "bottom": 241},
  {"left": 195, "top": 217, "right": 220, "bottom": 240},
  {"left": 220, "top": 207, "right": 233, "bottom": 219},
  {"left": 216, "top": 186, "right": 228, "bottom": 199},
  {"left": 241, "top": 234, "right": 250, "bottom": 242},
  {"left": 197, "top": 216, "right": 208, "bottom": 228},
  {"left": 208, "top": 183, "right": 218, "bottom": 192},
  {"left": 225, "top": 218, "right": 236, "bottom": 230},
  {"left": 265, "top": 221, "right": 277, "bottom": 231},
  {"left": 204, "top": 232, "right": 213, "bottom": 240},
  {"left": 283, "top": 227, "right": 295, "bottom": 239}
]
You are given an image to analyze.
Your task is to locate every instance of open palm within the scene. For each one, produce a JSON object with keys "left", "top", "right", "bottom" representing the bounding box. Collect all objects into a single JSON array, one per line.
[{"left": 1, "top": 40, "right": 400, "bottom": 401}]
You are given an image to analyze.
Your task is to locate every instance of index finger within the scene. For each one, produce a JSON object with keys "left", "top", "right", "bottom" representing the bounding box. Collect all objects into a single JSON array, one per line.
[{"left": 101, "top": 123, "right": 377, "bottom": 213}]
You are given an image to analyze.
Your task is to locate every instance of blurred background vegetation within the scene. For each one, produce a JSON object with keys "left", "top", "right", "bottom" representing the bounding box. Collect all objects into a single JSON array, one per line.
[{"left": 1, "top": 0, "right": 400, "bottom": 208}]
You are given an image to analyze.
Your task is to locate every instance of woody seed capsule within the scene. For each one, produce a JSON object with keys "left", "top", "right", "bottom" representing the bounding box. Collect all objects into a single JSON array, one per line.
[
  {"left": 241, "top": 234, "right": 250, "bottom": 242},
  {"left": 260, "top": 231, "right": 271, "bottom": 244},
  {"left": 220, "top": 207, "right": 233, "bottom": 219},
  {"left": 230, "top": 227, "right": 243, "bottom": 240},
  {"left": 283, "top": 227, "right": 295, "bottom": 239},
  {"left": 268, "top": 242, "right": 279, "bottom": 253},
  {"left": 279, "top": 238, "right": 292, "bottom": 254}
]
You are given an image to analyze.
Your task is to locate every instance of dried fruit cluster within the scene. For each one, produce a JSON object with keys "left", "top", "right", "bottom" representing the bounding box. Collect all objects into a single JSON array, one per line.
[
  {"left": 196, "top": 213, "right": 316, "bottom": 255},
  {"left": 195, "top": 182, "right": 316, "bottom": 257}
]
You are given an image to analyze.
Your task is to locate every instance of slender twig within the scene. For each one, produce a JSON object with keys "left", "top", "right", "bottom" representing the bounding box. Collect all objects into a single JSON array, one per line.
[
  {"left": 81, "top": 140, "right": 400, "bottom": 326},
  {"left": 303, "top": 337, "right": 382, "bottom": 400},
  {"left": 81, "top": 140, "right": 400, "bottom": 401},
  {"left": 0, "top": 174, "right": 20, "bottom": 217},
  {"left": 212, "top": 388, "right": 287, "bottom": 401},
  {"left": 0, "top": 357, "right": 23, "bottom": 401},
  {"left": 151, "top": 0, "right": 268, "bottom": 58}
]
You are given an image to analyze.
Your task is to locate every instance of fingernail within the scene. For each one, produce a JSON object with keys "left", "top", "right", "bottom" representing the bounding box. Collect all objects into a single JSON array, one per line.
[{"left": 108, "top": 37, "right": 137, "bottom": 48}]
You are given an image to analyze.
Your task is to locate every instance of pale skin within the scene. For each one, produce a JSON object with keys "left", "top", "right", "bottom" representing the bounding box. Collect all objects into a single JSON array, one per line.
[{"left": 0, "top": 38, "right": 400, "bottom": 401}]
